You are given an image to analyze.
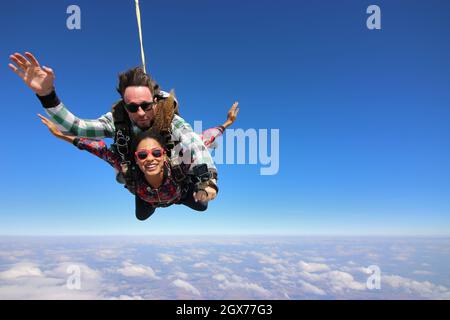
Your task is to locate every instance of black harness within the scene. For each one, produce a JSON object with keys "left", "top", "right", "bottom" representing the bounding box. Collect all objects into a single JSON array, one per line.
[
  {"left": 111, "top": 100, "right": 204, "bottom": 217},
  {"left": 110, "top": 99, "right": 215, "bottom": 219},
  {"left": 111, "top": 100, "right": 139, "bottom": 193}
]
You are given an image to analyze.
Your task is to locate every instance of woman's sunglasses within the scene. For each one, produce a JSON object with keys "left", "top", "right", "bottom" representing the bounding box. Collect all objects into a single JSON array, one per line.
[
  {"left": 125, "top": 101, "right": 157, "bottom": 113},
  {"left": 135, "top": 147, "right": 166, "bottom": 160}
]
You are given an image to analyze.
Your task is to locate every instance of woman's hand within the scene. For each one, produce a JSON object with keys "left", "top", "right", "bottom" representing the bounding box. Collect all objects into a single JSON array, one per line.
[
  {"left": 38, "top": 114, "right": 63, "bottom": 137},
  {"left": 224, "top": 102, "right": 239, "bottom": 128},
  {"left": 38, "top": 114, "right": 76, "bottom": 144},
  {"left": 193, "top": 186, "right": 217, "bottom": 203}
]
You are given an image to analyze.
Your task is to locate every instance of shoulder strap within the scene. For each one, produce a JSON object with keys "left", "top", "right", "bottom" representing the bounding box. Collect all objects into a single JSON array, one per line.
[{"left": 111, "top": 100, "right": 138, "bottom": 192}]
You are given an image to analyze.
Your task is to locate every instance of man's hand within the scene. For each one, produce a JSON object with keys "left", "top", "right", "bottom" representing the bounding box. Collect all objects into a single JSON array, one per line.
[
  {"left": 193, "top": 186, "right": 217, "bottom": 203},
  {"left": 8, "top": 52, "right": 55, "bottom": 96}
]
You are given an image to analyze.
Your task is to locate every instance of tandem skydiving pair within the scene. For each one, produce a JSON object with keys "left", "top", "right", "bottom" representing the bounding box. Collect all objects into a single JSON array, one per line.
[{"left": 9, "top": 52, "right": 239, "bottom": 221}]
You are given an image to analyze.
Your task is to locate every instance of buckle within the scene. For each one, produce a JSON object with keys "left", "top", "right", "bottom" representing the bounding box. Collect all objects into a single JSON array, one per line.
[{"left": 172, "top": 165, "right": 187, "bottom": 183}]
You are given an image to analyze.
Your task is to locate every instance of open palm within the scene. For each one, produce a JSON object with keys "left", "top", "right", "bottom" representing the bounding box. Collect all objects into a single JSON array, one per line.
[
  {"left": 9, "top": 52, "right": 55, "bottom": 96},
  {"left": 227, "top": 102, "right": 240, "bottom": 124}
]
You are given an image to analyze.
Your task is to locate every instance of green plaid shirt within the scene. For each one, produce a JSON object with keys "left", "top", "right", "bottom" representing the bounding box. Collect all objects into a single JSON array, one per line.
[{"left": 45, "top": 102, "right": 217, "bottom": 173}]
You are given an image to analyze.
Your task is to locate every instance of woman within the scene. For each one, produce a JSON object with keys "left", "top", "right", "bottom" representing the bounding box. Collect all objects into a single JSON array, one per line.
[{"left": 38, "top": 100, "right": 239, "bottom": 220}]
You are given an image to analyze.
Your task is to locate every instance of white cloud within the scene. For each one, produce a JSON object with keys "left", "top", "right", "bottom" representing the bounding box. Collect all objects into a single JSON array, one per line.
[
  {"left": 357, "top": 267, "right": 373, "bottom": 274},
  {"left": 392, "top": 254, "right": 410, "bottom": 261},
  {"left": 340, "top": 265, "right": 374, "bottom": 275},
  {"left": 262, "top": 267, "right": 276, "bottom": 273},
  {"left": 214, "top": 274, "right": 270, "bottom": 297},
  {"left": 213, "top": 274, "right": 227, "bottom": 281},
  {"left": 299, "top": 280, "right": 326, "bottom": 296},
  {"left": 49, "top": 262, "right": 101, "bottom": 279},
  {"left": 326, "top": 270, "right": 366, "bottom": 292},
  {"left": 297, "top": 260, "right": 450, "bottom": 299},
  {"left": 183, "top": 248, "right": 209, "bottom": 257},
  {"left": 97, "top": 249, "right": 121, "bottom": 259},
  {"left": 383, "top": 275, "right": 450, "bottom": 299},
  {"left": 158, "top": 254, "right": 174, "bottom": 263},
  {"left": 173, "top": 271, "right": 189, "bottom": 280},
  {"left": 298, "top": 261, "right": 330, "bottom": 273},
  {"left": 412, "top": 270, "right": 434, "bottom": 276},
  {"left": 298, "top": 271, "right": 323, "bottom": 282},
  {"left": 250, "top": 252, "right": 283, "bottom": 265},
  {"left": 172, "top": 279, "right": 201, "bottom": 296},
  {"left": 279, "top": 279, "right": 294, "bottom": 286},
  {"left": 218, "top": 266, "right": 235, "bottom": 274},
  {"left": 112, "top": 295, "right": 144, "bottom": 300},
  {"left": 116, "top": 261, "right": 158, "bottom": 279},
  {"left": 390, "top": 245, "right": 415, "bottom": 262},
  {"left": 53, "top": 255, "right": 74, "bottom": 262},
  {"left": 0, "top": 262, "right": 43, "bottom": 280},
  {"left": 0, "top": 250, "right": 32, "bottom": 261},
  {"left": 261, "top": 269, "right": 277, "bottom": 280},
  {"left": 0, "top": 282, "right": 102, "bottom": 300},
  {"left": 298, "top": 269, "right": 365, "bottom": 294},
  {"left": 366, "top": 252, "right": 380, "bottom": 260},
  {"left": 0, "top": 237, "right": 448, "bottom": 300},
  {"left": 193, "top": 262, "right": 208, "bottom": 269},
  {"left": 218, "top": 255, "right": 242, "bottom": 264},
  {"left": 308, "top": 256, "right": 328, "bottom": 263},
  {"left": 0, "top": 262, "right": 104, "bottom": 299},
  {"left": 281, "top": 251, "right": 301, "bottom": 257}
]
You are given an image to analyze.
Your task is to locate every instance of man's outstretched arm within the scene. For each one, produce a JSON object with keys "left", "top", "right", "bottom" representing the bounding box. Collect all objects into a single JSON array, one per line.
[
  {"left": 9, "top": 52, "right": 115, "bottom": 138},
  {"left": 38, "top": 91, "right": 116, "bottom": 138}
]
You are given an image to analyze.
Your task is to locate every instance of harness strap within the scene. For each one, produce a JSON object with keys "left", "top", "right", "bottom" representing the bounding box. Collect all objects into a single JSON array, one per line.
[{"left": 112, "top": 100, "right": 137, "bottom": 193}]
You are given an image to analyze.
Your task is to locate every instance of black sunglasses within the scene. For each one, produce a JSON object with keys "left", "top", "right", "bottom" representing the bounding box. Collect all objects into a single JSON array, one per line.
[{"left": 124, "top": 101, "right": 156, "bottom": 113}]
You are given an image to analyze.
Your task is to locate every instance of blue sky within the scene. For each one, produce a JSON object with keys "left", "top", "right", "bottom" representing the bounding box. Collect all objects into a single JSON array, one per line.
[{"left": 1, "top": 0, "right": 449, "bottom": 236}]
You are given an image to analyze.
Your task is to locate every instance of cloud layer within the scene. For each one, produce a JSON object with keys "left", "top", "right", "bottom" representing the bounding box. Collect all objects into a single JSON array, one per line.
[{"left": 0, "top": 236, "right": 449, "bottom": 299}]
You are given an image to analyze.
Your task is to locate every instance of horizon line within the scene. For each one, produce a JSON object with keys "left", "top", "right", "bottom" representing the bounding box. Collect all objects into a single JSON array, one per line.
[{"left": 0, "top": 234, "right": 449, "bottom": 238}]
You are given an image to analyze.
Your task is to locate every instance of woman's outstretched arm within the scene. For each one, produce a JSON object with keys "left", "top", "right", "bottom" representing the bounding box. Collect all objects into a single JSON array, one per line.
[
  {"left": 38, "top": 114, "right": 122, "bottom": 170},
  {"left": 222, "top": 101, "right": 239, "bottom": 129},
  {"left": 38, "top": 113, "right": 76, "bottom": 144},
  {"left": 200, "top": 102, "right": 240, "bottom": 148}
]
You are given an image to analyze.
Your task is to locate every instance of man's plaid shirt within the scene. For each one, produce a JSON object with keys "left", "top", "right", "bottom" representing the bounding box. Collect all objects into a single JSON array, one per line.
[{"left": 43, "top": 93, "right": 217, "bottom": 174}]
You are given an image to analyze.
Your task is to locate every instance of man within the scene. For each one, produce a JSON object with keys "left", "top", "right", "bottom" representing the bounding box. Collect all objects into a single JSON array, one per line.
[{"left": 9, "top": 52, "right": 218, "bottom": 217}]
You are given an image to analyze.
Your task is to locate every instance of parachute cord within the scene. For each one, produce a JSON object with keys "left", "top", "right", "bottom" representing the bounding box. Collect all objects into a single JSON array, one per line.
[{"left": 135, "top": 0, "right": 147, "bottom": 74}]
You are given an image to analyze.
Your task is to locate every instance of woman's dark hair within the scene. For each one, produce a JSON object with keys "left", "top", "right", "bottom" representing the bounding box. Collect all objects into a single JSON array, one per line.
[
  {"left": 131, "top": 129, "right": 167, "bottom": 156},
  {"left": 117, "top": 66, "right": 161, "bottom": 98},
  {"left": 131, "top": 130, "right": 167, "bottom": 180}
]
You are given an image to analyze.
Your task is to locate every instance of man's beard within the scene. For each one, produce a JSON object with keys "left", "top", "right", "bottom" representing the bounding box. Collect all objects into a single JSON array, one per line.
[{"left": 136, "top": 119, "right": 154, "bottom": 130}]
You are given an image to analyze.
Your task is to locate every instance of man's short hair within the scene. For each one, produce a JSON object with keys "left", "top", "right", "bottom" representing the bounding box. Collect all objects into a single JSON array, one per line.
[{"left": 117, "top": 67, "right": 161, "bottom": 98}]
